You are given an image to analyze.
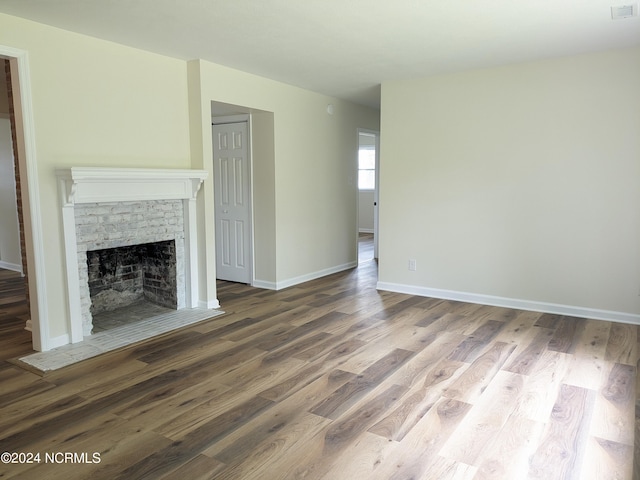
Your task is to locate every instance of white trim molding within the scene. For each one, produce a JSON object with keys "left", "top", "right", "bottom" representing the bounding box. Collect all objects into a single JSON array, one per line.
[
  {"left": 256, "top": 261, "right": 357, "bottom": 291},
  {"left": 198, "top": 299, "right": 221, "bottom": 309},
  {"left": 376, "top": 281, "right": 640, "bottom": 325},
  {"left": 57, "top": 167, "right": 208, "bottom": 343},
  {"left": 0, "top": 260, "right": 22, "bottom": 273},
  {"left": 56, "top": 167, "right": 207, "bottom": 204},
  {"left": 1, "top": 45, "right": 48, "bottom": 351},
  {"left": 252, "top": 279, "right": 278, "bottom": 290},
  {"left": 212, "top": 114, "right": 250, "bottom": 125},
  {"left": 48, "top": 334, "right": 72, "bottom": 350}
]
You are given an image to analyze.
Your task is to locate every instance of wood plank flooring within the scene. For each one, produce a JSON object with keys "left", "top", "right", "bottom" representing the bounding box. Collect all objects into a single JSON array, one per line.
[
  {"left": 0, "top": 237, "right": 638, "bottom": 479},
  {"left": 0, "top": 269, "right": 32, "bottom": 361}
]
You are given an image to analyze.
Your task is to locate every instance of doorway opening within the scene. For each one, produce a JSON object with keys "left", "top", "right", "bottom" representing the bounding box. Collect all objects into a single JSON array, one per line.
[
  {"left": 210, "top": 101, "right": 276, "bottom": 290},
  {"left": 0, "top": 61, "right": 22, "bottom": 276},
  {"left": 1, "top": 45, "right": 49, "bottom": 352},
  {"left": 212, "top": 117, "right": 252, "bottom": 284},
  {"left": 357, "top": 129, "right": 380, "bottom": 265},
  {"left": 0, "top": 56, "right": 32, "bottom": 356}
]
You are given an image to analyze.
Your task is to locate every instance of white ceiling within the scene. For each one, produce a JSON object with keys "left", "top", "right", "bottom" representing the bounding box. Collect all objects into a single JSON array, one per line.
[{"left": 1, "top": 0, "right": 639, "bottom": 108}]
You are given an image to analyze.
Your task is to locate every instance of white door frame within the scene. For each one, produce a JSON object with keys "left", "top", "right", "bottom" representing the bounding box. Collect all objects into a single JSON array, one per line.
[
  {"left": 357, "top": 128, "right": 380, "bottom": 259},
  {"left": 1, "top": 45, "right": 48, "bottom": 351},
  {"left": 212, "top": 114, "right": 254, "bottom": 284}
]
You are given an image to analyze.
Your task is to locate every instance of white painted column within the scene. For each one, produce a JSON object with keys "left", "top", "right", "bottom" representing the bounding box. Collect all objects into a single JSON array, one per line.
[{"left": 58, "top": 176, "right": 84, "bottom": 342}]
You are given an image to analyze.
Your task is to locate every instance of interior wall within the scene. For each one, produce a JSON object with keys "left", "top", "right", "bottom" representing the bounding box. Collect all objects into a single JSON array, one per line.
[
  {"left": 250, "top": 110, "right": 276, "bottom": 286},
  {"left": 0, "top": 66, "right": 21, "bottom": 271},
  {"left": 379, "top": 46, "right": 640, "bottom": 319},
  {"left": 0, "top": 12, "right": 379, "bottom": 344},
  {"left": 358, "top": 191, "right": 374, "bottom": 232},
  {"left": 0, "top": 116, "right": 21, "bottom": 271},
  {"left": 191, "top": 60, "right": 380, "bottom": 288},
  {"left": 0, "top": 13, "right": 192, "bottom": 342}
]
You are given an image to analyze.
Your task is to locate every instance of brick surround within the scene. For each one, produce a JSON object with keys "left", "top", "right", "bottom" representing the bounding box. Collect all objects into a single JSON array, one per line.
[{"left": 75, "top": 200, "right": 185, "bottom": 335}]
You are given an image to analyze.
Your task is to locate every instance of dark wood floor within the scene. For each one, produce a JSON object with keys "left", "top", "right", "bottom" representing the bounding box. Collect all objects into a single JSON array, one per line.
[
  {"left": 0, "top": 268, "right": 32, "bottom": 361},
  {"left": 0, "top": 236, "right": 638, "bottom": 479}
]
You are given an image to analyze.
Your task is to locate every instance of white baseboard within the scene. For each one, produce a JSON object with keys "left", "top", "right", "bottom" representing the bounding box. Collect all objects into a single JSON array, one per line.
[
  {"left": 253, "top": 262, "right": 357, "bottom": 291},
  {"left": 252, "top": 279, "right": 277, "bottom": 290},
  {"left": 276, "top": 262, "right": 357, "bottom": 290},
  {"left": 24, "top": 319, "right": 32, "bottom": 332},
  {"left": 376, "top": 281, "right": 640, "bottom": 325},
  {"left": 0, "top": 260, "right": 22, "bottom": 273},
  {"left": 198, "top": 299, "right": 221, "bottom": 309}
]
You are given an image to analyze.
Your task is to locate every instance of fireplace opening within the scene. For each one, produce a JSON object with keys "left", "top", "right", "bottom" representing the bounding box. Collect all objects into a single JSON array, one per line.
[{"left": 86, "top": 239, "right": 177, "bottom": 332}]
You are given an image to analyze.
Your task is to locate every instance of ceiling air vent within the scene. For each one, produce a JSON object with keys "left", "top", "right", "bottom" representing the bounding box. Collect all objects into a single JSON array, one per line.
[{"left": 611, "top": 4, "right": 638, "bottom": 19}]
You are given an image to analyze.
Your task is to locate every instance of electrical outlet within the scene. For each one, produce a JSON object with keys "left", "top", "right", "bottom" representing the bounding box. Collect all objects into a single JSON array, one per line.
[{"left": 408, "top": 259, "right": 417, "bottom": 271}]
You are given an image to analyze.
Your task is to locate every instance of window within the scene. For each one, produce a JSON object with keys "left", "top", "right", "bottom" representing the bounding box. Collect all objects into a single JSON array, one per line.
[{"left": 358, "top": 147, "right": 375, "bottom": 190}]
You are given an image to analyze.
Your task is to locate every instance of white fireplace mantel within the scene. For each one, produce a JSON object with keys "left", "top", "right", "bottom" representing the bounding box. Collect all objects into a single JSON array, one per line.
[
  {"left": 57, "top": 167, "right": 208, "bottom": 205},
  {"left": 56, "top": 167, "right": 209, "bottom": 345}
]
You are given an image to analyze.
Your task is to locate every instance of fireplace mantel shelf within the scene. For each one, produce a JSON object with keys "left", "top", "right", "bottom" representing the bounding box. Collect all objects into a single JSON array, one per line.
[{"left": 57, "top": 167, "right": 208, "bottom": 205}]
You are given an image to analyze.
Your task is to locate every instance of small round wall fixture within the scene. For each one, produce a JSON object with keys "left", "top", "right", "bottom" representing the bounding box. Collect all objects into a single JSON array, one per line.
[{"left": 326, "top": 104, "right": 334, "bottom": 115}]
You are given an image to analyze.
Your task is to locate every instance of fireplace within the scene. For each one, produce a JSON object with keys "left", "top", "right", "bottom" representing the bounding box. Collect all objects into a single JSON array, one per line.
[
  {"left": 57, "top": 167, "right": 209, "bottom": 343},
  {"left": 87, "top": 239, "right": 177, "bottom": 314},
  {"left": 74, "top": 198, "right": 187, "bottom": 335}
]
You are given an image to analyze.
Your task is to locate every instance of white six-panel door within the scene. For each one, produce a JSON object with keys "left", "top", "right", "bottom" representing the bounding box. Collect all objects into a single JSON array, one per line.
[{"left": 212, "top": 121, "right": 252, "bottom": 283}]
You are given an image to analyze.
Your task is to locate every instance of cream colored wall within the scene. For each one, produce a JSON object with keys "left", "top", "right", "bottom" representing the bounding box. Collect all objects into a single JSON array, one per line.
[
  {"left": 0, "top": 12, "right": 379, "bottom": 345},
  {"left": 359, "top": 191, "right": 374, "bottom": 232},
  {"left": 379, "top": 47, "right": 640, "bottom": 318},
  {"left": 0, "top": 117, "right": 21, "bottom": 270},
  {"left": 191, "top": 60, "right": 380, "bottom": 287},
  {"left": 0, "top": 14, "right": 191, "bottom": 341},
  {"left": 250, "top": 111, "right": 276, "bottom": 285}
]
